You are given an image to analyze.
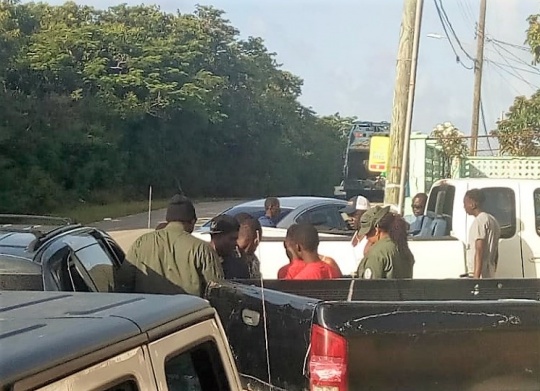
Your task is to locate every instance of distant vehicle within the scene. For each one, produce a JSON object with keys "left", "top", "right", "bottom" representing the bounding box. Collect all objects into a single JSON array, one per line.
[
  {"left": 0, "top": 291, "right": 244, "bottom": 391},
  {"left": 340, "top": 120, "right": 390, "bottom": 200},
  {"left": 0, "top": 214, "right": 125, "bottom": 292},
  {"left": 197, "top": 196, "right": 351, "bottom": 233}
]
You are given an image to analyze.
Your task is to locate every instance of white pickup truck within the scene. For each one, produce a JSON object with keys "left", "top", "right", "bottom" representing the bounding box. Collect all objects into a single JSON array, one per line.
[{"left": 193, "top": 178, "right": 540, "bottom": 279}]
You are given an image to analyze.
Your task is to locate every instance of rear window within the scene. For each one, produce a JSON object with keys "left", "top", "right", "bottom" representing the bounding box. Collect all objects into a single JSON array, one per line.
[
  {"left": 202, "top": 207, "right": 293, "bottom": 227},
  {"left": 74, "top": 243, "right": 117, "bottom": 292},
  {"left": 481, "top": 187, "right": 516, "bottom": 239},
  {"left": 165, "top": 340, "right": 231, "bottom": 391},
  {"left": 426, "top": 185, "right": 455, "bottom": 216}
]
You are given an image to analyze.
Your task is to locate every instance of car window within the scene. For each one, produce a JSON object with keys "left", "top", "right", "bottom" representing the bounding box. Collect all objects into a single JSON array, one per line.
[
  {"left": 165, "top": 340, "right": 231, "bottom": 391},
  {"left": 202, "top": 207, "right": 294, "bottom": 227},
  {"left": 481, "top": 187, "right": 516, "bottom": 239},
  {"left": 426, "top": 185, "right": 455, "bottom": 216},
  {"left": 102, "top": 380, "right": 139, "bottom": 391},
  {"left": 534, "top": 188, "right": 540, "bottom": 236},
  {"left": 296, "top": 205, "right": 346, "bottom": 231},
  {"left": 73, "top": 243, "right": 117, "bottom": 292}
]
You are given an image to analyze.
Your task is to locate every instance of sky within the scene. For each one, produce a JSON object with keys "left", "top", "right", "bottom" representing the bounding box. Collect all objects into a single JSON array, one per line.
[{"left": 46, "top": 0, "right": 540, "bottom": 153}]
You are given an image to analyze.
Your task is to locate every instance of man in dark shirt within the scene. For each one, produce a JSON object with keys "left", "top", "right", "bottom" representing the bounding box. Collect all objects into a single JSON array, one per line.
[
  {"left": 258, "top": 197, "right": 281, "bottom": 227},
  {"left": 210, "top": 215, "right": 250, "bottom": 279}
]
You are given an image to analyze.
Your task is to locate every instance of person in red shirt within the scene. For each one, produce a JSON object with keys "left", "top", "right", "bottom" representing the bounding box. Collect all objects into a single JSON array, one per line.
[{"left": 278, "top": 224, "right": 335, "bottom": 280}]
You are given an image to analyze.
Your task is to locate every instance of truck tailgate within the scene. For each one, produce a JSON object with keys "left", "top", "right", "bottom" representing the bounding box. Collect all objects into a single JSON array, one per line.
[
  {"left": 318, "top": 300, "right": 540, "bottom": 390},
  {"left": 207, "top": 281, "right": 318, "bottom": 391}
]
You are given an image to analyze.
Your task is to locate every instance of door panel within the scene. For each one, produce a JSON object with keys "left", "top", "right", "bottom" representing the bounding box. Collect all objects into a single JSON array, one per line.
[
  {"left": 35, "top": 347, "right": 155, "bottom": 391},
  {"left": 466, "top": 186, "right": 522, "bottom": 278},
  {"left": 520, "top": 186, "right": 540, "bottom": 278},
  {"left": 147, "top": 319, "right": 242, "bottom": 391}
]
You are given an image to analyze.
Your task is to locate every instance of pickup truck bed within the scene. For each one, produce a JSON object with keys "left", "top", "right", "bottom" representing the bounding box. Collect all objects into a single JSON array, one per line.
[{"left": 207, "top": 279, "right": 540, "bottom": 391}]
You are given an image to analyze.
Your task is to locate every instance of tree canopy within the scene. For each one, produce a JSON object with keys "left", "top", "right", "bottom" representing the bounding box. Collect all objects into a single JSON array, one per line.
[
  {"left": 0, "top": 2, "right": 348, "bottom": 213},
  {"left": 494, "top": 13, "right": 540, "bottom": 156}
]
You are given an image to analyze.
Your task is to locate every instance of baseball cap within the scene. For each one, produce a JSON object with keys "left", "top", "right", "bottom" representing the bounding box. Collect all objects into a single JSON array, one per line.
[
  {"left": 209, "top": 215, "right": 240, "bottom": 235},
  {"left": 357, "top": 205, "right": 391, "bottom": 236},
  {"left": 340, "top": 196, "right": 371, "bottom": 214}
]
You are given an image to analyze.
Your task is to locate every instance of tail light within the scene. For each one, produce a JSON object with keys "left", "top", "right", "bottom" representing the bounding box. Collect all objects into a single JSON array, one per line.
[{"left": 309, "top": 324, "right": 348, "bottom": 391}]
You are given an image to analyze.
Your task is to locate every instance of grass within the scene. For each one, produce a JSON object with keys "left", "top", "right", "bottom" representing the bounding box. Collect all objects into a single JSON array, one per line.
[
  {"left": 53, "top": 199, "right": 170, "bottom": 224},
  {"left": 53, "top": 197, "right": 243, "bottom": 224}
]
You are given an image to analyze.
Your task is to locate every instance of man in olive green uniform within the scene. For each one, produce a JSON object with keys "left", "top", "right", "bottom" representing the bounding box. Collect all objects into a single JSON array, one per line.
[
  {"left": 356, "top": 205, "right": 414, "bottom": 279},
  {"left": 117, "top": 194, "right": 223, "bottom": 296}
]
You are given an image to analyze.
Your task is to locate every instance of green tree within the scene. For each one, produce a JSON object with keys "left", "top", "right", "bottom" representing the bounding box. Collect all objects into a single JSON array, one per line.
[
  {"left": 493, "top": 13, "right": 540, "bottom": 156},
  {"left": 0, "top": 2, "right": 347, "bottom": 214}
]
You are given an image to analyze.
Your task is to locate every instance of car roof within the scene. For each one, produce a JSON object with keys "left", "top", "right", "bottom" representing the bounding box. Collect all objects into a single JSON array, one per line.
[
  {"left": 0, "top": 291, "right": 213, "bottom": 388},
  {"left": 236, "top": 196, "right": 345, "bottom": 209}
]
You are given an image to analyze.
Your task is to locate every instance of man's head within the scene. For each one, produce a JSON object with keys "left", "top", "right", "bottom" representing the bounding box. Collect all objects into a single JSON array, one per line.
[
  {"left": 264, "top": 197, "right": 281, "bottom": 220},
  {"left": 340, "top": 196, "right": 371, "bottom": 229},
  {"left": 165, "top": 194, "right": 197, "bottom": 232},
  {"left": 411, "top": 193, "right": 428, "bottom": 217},
  {"left": 284, "top": 223, "right": 319, "bottom": 261},
  {"left": 464, "top": 189, "right": 485, "bottom": 216},
  {"left": 235, "top": 214, "right": 262, "bottom": 255},
  {"left": 356, "top": 205, "right": 392, "bottom": 243},
  {"left": 210, "top": 215, "right": 240, "bottom": 257}
]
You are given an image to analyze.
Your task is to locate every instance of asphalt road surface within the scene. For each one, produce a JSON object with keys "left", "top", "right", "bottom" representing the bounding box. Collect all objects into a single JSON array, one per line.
[{"left": 92, "top": 199, "right": 244, "bottom": 232}]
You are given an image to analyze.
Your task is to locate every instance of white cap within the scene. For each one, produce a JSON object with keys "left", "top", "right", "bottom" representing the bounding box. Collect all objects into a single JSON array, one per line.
[{"left": 340, "top": 195, "right": 371, "bottom": 214}]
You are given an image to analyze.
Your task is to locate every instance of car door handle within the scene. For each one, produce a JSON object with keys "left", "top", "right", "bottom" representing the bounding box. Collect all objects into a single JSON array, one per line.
[
  {"left": 530, "top": 257, "right": 540, "bottom": 263},
  {"left": 241, "top": 309, "right": 261, "bottom": 327}
]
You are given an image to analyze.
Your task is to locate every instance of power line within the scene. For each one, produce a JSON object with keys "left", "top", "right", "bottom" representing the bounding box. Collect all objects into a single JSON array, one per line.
[
  {"left": 487, "top": 61, "right": 523, "bottom": 95},
  {"left": 479, "top": 98, "right": 494, "bottom": 154},
  {"left": 485, "top": 59, "right": 540, "bottom": 76},
  {"left": 456, "top": 0, "right": 475, "bottom": 30},
  {"left": 432, "top": 0, "right": 473, "bottom": 69},
  {"left": 437, "top": 0, "right": 475, "bottom": 61},
  {"left": 489, "top": 40, "right": 540, "bottom": 74},
  {"left": 490, "top": 43, "right": 540, "bottom": 89},
  {"left": 488, "top": 37, "right": 530, "bottom": 52},
  {"left": 489, "top": 60, "right": 540, "bottom": 90}
]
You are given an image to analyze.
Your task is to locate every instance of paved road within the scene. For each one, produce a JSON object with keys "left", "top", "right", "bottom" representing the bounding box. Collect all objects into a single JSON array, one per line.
[{"left": 92, "top": 199, "right": 244, "bottom": 231}]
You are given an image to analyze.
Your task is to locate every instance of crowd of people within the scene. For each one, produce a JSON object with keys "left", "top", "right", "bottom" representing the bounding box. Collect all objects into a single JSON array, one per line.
[{"left": 117, "top": 188, "right": 500, "bottom": 297}]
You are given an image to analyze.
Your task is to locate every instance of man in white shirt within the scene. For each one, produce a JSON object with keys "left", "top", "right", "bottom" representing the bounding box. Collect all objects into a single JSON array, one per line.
[
  {"left": 464, "top": 189, "right": 501, "bottom": 278},
  {"left": 340, "top": 195, "right": 371, "bottom": 263}
]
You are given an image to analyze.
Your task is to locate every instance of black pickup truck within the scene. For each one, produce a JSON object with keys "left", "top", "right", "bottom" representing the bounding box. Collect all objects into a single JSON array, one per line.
[{"left": 207, "top": 279, "right": 540, "bottom": 391}]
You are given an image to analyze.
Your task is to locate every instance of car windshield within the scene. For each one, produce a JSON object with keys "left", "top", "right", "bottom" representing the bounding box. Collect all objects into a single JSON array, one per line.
[{"left": 201, "top": 206, "right": 294, "bottom": 227}]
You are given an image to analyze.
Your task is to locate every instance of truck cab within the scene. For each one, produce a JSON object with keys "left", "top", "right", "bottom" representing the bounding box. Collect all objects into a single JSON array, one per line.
[
  {"left": 0, "top": 291, "right": 244, "bottom": 391},
  {"left": 416, "top": 178, "right": 540, "bottom": 278}
]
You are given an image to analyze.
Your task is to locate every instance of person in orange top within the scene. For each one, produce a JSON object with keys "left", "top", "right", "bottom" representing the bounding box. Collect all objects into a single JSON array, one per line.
[
  {"left": 319, "top": 255, "right": 342, "bottom": 278},
  {"left": 278, "top": 224, "right": 335, "bottom": 280}
]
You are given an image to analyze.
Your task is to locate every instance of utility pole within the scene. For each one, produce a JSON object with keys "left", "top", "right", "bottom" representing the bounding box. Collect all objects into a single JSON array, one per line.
[
  {"left": 384, "top": 0, "right": 424, "bottom": 208},
  {"left": 470, "top": 0, "right": 487, "bottom": 156}
]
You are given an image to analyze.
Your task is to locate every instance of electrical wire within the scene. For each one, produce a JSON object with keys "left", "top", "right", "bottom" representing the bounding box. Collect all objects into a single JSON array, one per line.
[
  {"left": 437, "top": 0, "right": 475, "bottom": 61},
  {"left": 480, "top": 98, "right": 494, "bottom": 155},
  {"left": 432, "top": 0, "right": 473, "bottom": 69},
  {"left": 489, "top": 40, "right": 540, "bottom": 74},
  {"left": 487, "top": 61, "right": 523, "bottom": 96},
  {"left": 488, "top": 37, "right": 530, "bottom": 52},
  {"left": 490, "top": 44, "right": 540, "bottom": 90}
]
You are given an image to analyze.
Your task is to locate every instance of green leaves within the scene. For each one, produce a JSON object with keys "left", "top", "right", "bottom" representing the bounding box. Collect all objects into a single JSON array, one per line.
[
  {"left": 0, "top": 2, "right": 346, "bottom": 213},
  {"left": 494, "top": 14, "right": 540, "bottom": 157}
]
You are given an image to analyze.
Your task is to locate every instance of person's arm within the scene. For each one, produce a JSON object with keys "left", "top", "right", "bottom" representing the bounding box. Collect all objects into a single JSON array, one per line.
[
  {"left": 115, "top": 239, "right": 141, "bottom": 293},
  {"left": 196, "top": 243, "right": 224, "bottom": 284},
  {"left": 360, "top": 255, "right": 386, "bottom": 279},
  {"left": 474, "top": 239, "right": 485, "bottom": 279},
  {"left": 472, "top": 219, "right": 488, "bottom": 279}
]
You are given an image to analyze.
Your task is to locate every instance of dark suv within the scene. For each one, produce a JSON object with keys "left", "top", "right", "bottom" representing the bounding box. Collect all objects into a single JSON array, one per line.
[{"left": 0, "top": 214, "right": 125, "bottom": 292}]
